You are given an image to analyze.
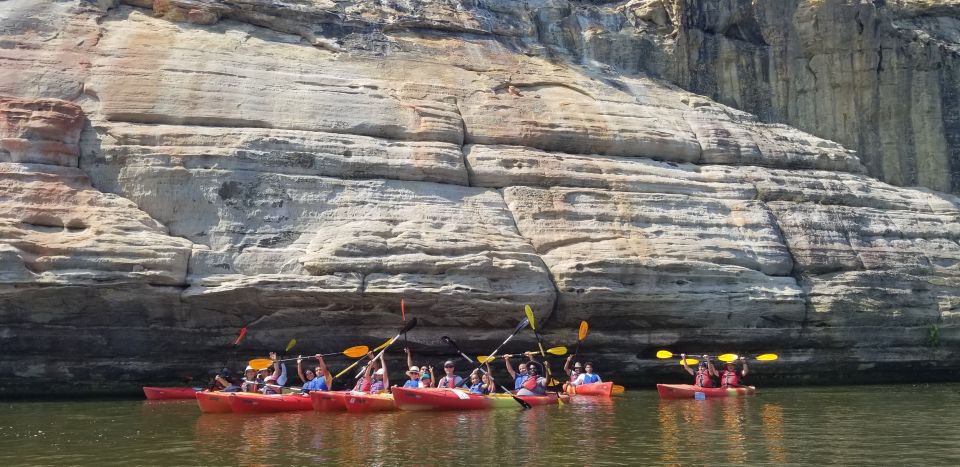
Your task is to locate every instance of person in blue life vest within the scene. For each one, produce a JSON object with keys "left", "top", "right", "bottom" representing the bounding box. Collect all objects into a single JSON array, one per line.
[
  {"left": 467, "top": 362, "right": 496, "bottom": 395},
  {"left": 571, "top": 361, "right": 602, "bottom": 386},
  {"left": 681, "top": 354, "right": 718, "bottom": 388},
  {"left": 297, "top": 354, "right": 331, "bottom": 393},
  {"left": 437, "top": 360, "right": 465, "bottom": 388},
  {"left": 402, "top": 366, "right": 423, "bottom": 388},
  {"left": 719, "top": 358, "right": 748, "bottom": 388},
  {"left": 503, "top": 352, "right": 534, "bottom": 390},
  {"left": 515, "top": 361, "right": 547, "bottom": 396}
]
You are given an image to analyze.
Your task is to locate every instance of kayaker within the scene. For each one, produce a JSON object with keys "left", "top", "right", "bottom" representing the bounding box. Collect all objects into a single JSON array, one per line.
[
  {"left": 436, "top": 360, "right": 465, "bottom": 388},
  {"left": 719, "top": 358, "right": 748, "bottom": 388},
  {"left": 468, "top": 370, "right": 484, "bottom": 394},
  {"left": 298, "top": 354, "right": 331, "bottom": 393},
  {"left": 213, "top": 369, "right": 242, "bottom": 392},
  {"left": 421, "top": 366, "right": 434, "bottom": 388},
  {"left": 353, "top": 351, "right": 380, "bottom": 392},
  {"left": 241, "top": 366, "right": 259, "bottom": 392},
  {"left": 515, "top": 361, "right": 547, "bottom": 396},
  {"left": 480, "top": 363, "right": 496, "bottom": 394},
  {"left": 503, "top": 353, "right": 532, "bottom": 390},
  {"left": 260, "top": 352, "right": 286, "bottom": 394},
  {"left": 364, "top": 353, "right": 389, "bottom": 393},
  {"left": 681, "top": 354, "right": 717, "bottom": 388},
  {"left": 563, "top": 356, "right": 582, "bottom": 382},
  {"left": 572, "top": 362, "right": 602, "bottom": 386},
  {"left": 403, "top": 366, "right": 423, "bottom": 388}
]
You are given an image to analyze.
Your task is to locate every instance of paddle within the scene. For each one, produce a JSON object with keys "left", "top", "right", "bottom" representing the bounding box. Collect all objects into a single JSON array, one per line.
[
  {"left": 469, "top": 317, "right": 530, "bottom": 369},
  {"left": 441, "top": 335, "right": 532, "bottom": 410},
  {"left": 210, "top": 327, "right": 249, "bottom": 390},
  {"left": 248, "top": 345, "right": 370, "bottom": 370},
  {"left": 720, "top": 353, "right": 779, "bottom": 362},
  {"left": 401, "top": 298, "right": 408, "bottom": 348},
  {"left": 347, "top": 318, "right": 419, "bottom": 380},
  {"left": 478, "top": 346, "right": 567, "bottom": 363},
  {"left": 333, "top": 338, "right": 395, "bottom": 381},
  {"left": 524, "top": 305, "right": 563, "bottom": 406},
  {"left": 612, "top": 384, "right": 625, "bottom": 395},
  {"left": 573, "top": 320, "right": 588, "bottom": 358}
]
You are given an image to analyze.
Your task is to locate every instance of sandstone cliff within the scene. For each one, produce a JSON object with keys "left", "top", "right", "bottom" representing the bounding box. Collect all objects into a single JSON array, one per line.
[{"left": 0, "top": 0, "right": 957, "bottom": 395}]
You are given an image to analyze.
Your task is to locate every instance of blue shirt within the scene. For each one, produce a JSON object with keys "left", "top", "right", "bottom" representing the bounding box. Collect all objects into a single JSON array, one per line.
[
  {"left": 403, "top": 379, "right": 422, "bottom": 388},
  {"left": 514, "top": 374, "right": 529, "bottom": 390},
  {"left": 469, "top": 382, "right": 484, "bottom": 394},
  {"left": 302, "top": 377, "right": 327, "bottom": 392}
]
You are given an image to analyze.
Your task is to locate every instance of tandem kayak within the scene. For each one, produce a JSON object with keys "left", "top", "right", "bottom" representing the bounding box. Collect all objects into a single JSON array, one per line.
[
  {"left": 143, "top": 386, "right": 200, "bottom": 400},
  {"left": 310, "top": 390, "right": 349, "bottom": 412},
  {"left": 196, "top": 391, "right": 233, "bottom": 413},
  {"left": 228, "top": 392, "right": 314, "bottom": 413},
  {"left": 657, "top": 384, "right": 756, "bottom": 400},
  {"left": 344, "top": 392, "right": 397, "bottom": 413},
  {"left": 391, "top": 387, "right": 517, "bottom": 411},
  {"left": 566, "top": 382, "right": 613, "bottom": 397}
]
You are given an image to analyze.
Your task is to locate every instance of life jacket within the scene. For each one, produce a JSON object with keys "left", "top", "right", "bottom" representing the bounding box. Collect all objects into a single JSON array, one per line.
[
  {"left": 695, "top": 369, "right": 715, "bottom": 388},
  {"left": 514, "top": 374, "right": 528, "bottom": 390},
  {"left": 522, "top": 376, "right": 545, "bottom": 395},
  {"left": 441, "top": 375, "right": 461, "bottom": 388},
  {"left": 721, "top": 370, "right": 740, "bottom": 387},
  {"left": 581, "top": 373, "right": 600, "bottom": 384}
]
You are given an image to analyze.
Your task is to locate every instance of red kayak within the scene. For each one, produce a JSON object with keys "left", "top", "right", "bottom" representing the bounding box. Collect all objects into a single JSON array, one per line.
[
  {"left": 566, "top": 382, "right": 613, "bottom": 397},
  {"left": 657, "top": 384, "right": 756, "bottom": 400},
  {"left": 343, "top": 392, "right": 397, "bottom": 413},
  {"left": 310, "top": 390, "right": 349, "bottom": 412},
  {"left": 196, "top": 391, "right": 233, "bottom": 413},
  {"left": 228, "top": 392, "right": 314, "bottom": 413},
  {"left": 392, "top": 387, "right": 559, "bottom": 410},
  {"left": 143, "top": 386, "right": 200, "bottom": 400}
]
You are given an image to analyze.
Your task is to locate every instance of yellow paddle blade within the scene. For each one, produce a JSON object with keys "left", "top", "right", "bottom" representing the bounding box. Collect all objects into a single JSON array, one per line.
[
  {"left": 611, "top": 384, "right": 625, "bottom": 395},
  {"left": 373, "top": 338, "right": 393, "bottom": 352},
  {"left": 546, "top": 346, "right": 568, "bottom": 356},
  {"left": 248, "top": 358, "right": 273, "bottom": 371},
  {"left": 656, "top": 350, "right": 674, "bottom": 359},
  {"left": 343, "top": 345, "right": 369, "bottom": 358},
  {"left": 285, "top": 338, "right": 297, "bottom": 352},
  {"left": 718, "top": 353, "right": 739, "bottom": 362},
  {"left": 477, "top": 356, "right": 493, "bottom": 364},
  {"left": 524, "top": 305, "right": 536, "bottom": 330},
  {"left": 578, "top": 321, "right": 588, "bottom": 341},
  {"left": 548, "top": 378, "right": 562, "bottom": 386},
  {"left": 756, "top": 353, "right": 778, "bottom": 361},
  {"left": 680, "top": 358, "right": 699, "bottom": 366}
]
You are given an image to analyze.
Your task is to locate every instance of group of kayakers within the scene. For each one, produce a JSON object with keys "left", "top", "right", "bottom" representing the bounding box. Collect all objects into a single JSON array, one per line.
[
  {"left": 210, "top": 347, "right": 606, "bottom": 398},
  {"left": 681, "top": 353, "right": 749, "bottom": 388}
]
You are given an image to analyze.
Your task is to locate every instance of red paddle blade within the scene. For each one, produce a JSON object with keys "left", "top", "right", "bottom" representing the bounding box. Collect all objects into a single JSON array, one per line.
[
  {"left": 234, "top": 327, "right": 247, "bottom": 346},
  {"left": 401, "top": 298, "right": 406, "bottom": 321}
]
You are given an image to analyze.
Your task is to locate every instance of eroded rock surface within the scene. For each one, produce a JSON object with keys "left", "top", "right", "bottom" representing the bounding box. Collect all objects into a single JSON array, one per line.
[{"left": 0, "top": 0, "right": 957, "bottom": 394}]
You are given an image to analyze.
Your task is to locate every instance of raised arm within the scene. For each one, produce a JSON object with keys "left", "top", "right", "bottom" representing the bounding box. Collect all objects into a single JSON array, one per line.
[
  {"left": 503, "top": 355, "right": 517, "bottom": 379},
  {"left": 380, "top": 353, "right": 389, "bottom": 390},
  {"left": 405, "top": 347, "right": 414, "bottom": 369},
  {"left": 297, "top": 355, "right": 307, "bottom": 384},
  {"left": 316, "top": 354, "right": 332, "bottom": 389},
  {"left": 740, "top": 358, "right": 749, "bottom": 378},
  {"left": 564, "top": 355, "right": 573, "bottom": 376},
  {"left": 706, "top": 355, "right": 719, "bottom": 377},
  {"left": 268, "top": 352, "right": 282, "bottom": 380},
  {"left": 681, "top": 353, "right": 695, "bottom": 376}
]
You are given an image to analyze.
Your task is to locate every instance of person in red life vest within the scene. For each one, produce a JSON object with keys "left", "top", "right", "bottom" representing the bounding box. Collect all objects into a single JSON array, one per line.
[
  {"left": 719, "top": 357, "right": 748, "bottom": 388},
  {"left": 681, "top": 354, "right": 718, "bottom": 388},
  {"left": 437, "top": 360, "right": 465, "bottom": 388},
  {"left": 353, "top": 351, "right": 380, "bottom": 392},
  {"left": 563, "top": 355, "right": 582, "bottom": 385},
  {"left": 516, "top": 361, "right": 548, "bottom": 396}
]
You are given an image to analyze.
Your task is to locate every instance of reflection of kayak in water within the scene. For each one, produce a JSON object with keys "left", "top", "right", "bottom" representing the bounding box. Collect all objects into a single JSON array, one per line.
[
  {"left": 196, "top": 391, "right": 233, "bottom": 413},
  {"left": 143, "top": 386, "right": 199, "bottom": 400},
  {"left": 565, "top": 382, "right": 613, "bottom": 397},
  {"left": 228, "top": 392, "right": 314, "bottom": 413},
  {"left": 344, "top": 392, "right": 397, "bottom": 413},
  {"left": 657, "top": 384, "right": 756, "bottom": 399}
]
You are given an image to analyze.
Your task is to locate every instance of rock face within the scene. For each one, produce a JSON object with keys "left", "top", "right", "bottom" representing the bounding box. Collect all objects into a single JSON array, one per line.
[{"left": 0, "top": 0, "right": 957, "bottom": 395}]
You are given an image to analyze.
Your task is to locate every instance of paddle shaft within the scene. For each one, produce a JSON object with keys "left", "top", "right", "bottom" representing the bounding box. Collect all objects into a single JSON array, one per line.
[
  {"left": 443, "top": 337, "right": 531, "bottom": 410},
  {"left": 472, "top": 318, "right": 529, "bottom": 373}
]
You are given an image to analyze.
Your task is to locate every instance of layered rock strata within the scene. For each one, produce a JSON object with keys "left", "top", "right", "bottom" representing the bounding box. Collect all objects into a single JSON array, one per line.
[{"left": 0, "top": 0, "right": 957, "bottom": 395}]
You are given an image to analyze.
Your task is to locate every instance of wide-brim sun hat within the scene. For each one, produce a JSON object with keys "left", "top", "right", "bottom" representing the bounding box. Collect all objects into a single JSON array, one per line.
[
  {"left": 375, "top": 368, "right": 385, "bottom": 376},
  {"left": 406, "top": 366, "right": 421, "bottom": 376}
]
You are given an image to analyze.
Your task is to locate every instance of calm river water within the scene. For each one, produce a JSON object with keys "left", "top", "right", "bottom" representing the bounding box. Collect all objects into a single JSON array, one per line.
[{"left": 1, "top": 384, "right": 958, "bottom": 466}]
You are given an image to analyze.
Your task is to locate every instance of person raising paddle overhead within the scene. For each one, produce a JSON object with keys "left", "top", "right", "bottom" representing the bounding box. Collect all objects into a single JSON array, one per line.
[
  {"left": 681, "top": 354, "right": 717, "bottom": 388},
  {"left": 503, "top": 352, "right": 533, "bottom": 390},
  {"left": 515, "top": 361, "right": 547, "bottom": 396},
  {"left": 719, "top": 357, "right": 748, "bottom": 388},
  {"left": 298, "top": 354, "right": 331, "bottom": 393}
]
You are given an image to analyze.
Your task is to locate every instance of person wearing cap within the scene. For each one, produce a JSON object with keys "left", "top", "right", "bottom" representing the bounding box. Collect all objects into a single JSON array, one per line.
[
  {"left": 298, "top": 354, "right": 331, "bottom": 393},
  {"left": 503, "top": 352, "right": 534, "bottom": 390},
  {"left": 681, "top": 354, "right": 717, "bottom": 388},
  {"left": 718, "top": 357, "right": 748, "bottom": 388},
  {"left": 436, "top": 360, "right": 465, "bottom": 389},
  {"left": 403, "top": 365, "right": 423, "bottom": 388},
  {"left": 213, "top": 369, "right": 242, "bottom": 392},
  {"left": 515, "top": 361, "right": 547, "bottom": 396},
  {"left": 421, "top": 366, "right": 435, "bottom": 388},
  {"left": 563, "top": 356, "right": 583, "bottom": 382},
  {"left": 572, "top": 361, "right": 602, "bottom": 386},
  {"left": 241, "top": 366, "right": 260, "bottom": 392},
  {"left": 361, "top": 352, "right": 389, "bottom": 393}
]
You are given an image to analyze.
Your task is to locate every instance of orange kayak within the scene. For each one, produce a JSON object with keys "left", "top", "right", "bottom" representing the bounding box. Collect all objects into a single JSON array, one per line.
[
  {"left": 196, "top": 391, "right": 233, "bottom": 413},
  {"left": 143, "top": 386, "right": 199, "bottom": 400},
  {"left": 228, "top": 392, "right": 314, "bottom": 413},
  {"left": 566, "top": 382, "right": 613, "bottom": 397},
  {"left": 657, "top": 384, "right": 756, "bottom": 399},
  {"left": 310, "top": 390, "right": 349, "bottom": 412},
  {"left": 344, "top": 392, "right": 396, "bottom": 413}
]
